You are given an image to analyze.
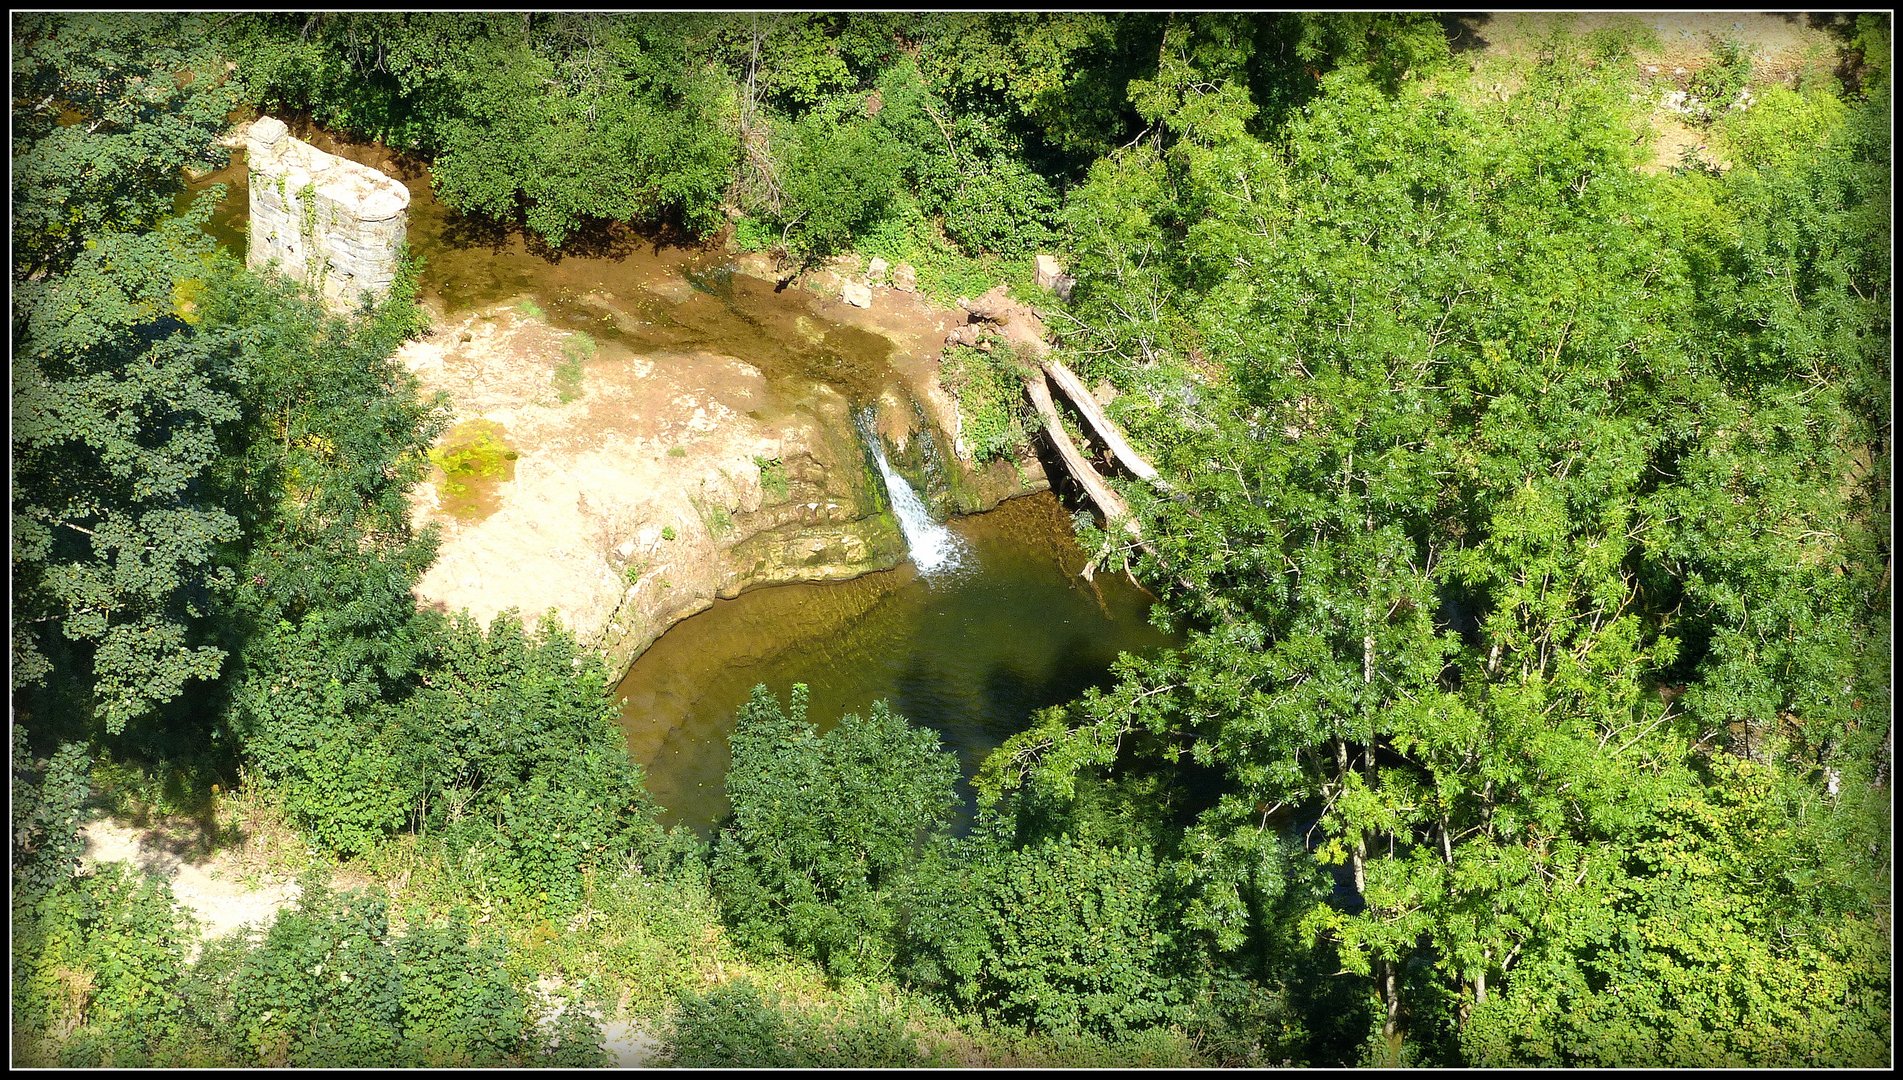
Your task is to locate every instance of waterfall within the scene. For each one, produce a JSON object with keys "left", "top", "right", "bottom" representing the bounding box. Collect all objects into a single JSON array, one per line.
[{"left": 856, "top": 408, "right": 965, "bottom": 575}]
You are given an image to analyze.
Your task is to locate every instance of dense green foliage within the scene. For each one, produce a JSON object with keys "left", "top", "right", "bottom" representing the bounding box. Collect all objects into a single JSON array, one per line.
[
  {"left": 12, "top": 10, "right": 1892, "bottom": 1070},
  {"left": 10, "top": 774, "right": 601, "bottom": 1068},
  {"left": 711, "top": 685, "right": 959, "bottom": 978},
  {"left": 904, "top": 827, "right": 1187, "bottom": 1039},
  {"left": 665, "top": 980, "right": 933, "bottom": 1068},
  {"left": 940, "top": 341, "right": 1036, "bottom": 463},
  {"left": 216, "top": 13, "right": 739, "bottom": 245},
  {"left": 12, "top": 214, "right": 242, "bottom": 734},
  {"left": 1000, "top": 18, "right": 1892, "bottom": 1068},
  {"left": 195, "top": 11, "right": 1465, "bottom": 271},
  {"left": 10, "top": 13, "right": 236, "bottom": 280},
  {"left": 11, "top": 14, "right": 677, "bottom": 1065}
]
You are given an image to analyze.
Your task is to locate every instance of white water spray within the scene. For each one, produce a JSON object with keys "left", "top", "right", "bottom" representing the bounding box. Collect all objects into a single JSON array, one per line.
[{"left": 858, "top": 410, "right": 964, "bottom": 575}]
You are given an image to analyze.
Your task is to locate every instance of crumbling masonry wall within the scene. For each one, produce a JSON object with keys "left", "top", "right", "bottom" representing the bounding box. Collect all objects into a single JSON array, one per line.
[{"left": 246, "top": 116, "right": 409, "bottom": 313}]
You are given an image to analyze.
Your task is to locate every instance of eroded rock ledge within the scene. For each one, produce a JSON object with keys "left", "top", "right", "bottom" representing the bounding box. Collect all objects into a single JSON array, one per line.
[{"left": 400, "top": 289, "right": 1046, "bottom": 679}]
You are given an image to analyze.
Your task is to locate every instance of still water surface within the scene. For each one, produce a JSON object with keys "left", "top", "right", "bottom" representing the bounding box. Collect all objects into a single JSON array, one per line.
[{"left": 615, "top": 493, "right": 1177, "bottom": 832}]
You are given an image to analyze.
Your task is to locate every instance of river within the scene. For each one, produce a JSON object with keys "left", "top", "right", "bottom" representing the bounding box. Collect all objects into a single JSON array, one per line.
[{"left": 184, "top": 122, "right": 1179, "bottom": 833}]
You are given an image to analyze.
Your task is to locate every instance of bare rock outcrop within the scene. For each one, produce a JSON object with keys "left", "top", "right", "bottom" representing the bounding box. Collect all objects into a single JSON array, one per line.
[
  {"left": 1034, "top": 253, "right": 1076, "bottom": 300},
  {"left": 952, "top": 284, "right": 1053, "bottom": 358},
  {"left": 401, "top": 305, "right": 906, "bottom": 677}
]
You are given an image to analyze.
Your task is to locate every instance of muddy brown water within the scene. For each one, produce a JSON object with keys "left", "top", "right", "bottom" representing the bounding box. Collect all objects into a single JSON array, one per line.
[
  {"left": 184, "top": 129, "right": 1179, "bottom": 832},
  {"left": 181, "top": 125, "right": 900, "bottom": 405}
]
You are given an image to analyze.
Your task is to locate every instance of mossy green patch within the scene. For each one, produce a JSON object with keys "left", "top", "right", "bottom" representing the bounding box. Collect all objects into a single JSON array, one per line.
[
  {"left": 429, "top": 419, "right": 519, "bottom": 523},
  {"left": 753, "top": 456, "right": 790, "bottom": 501},
  {"left": 554, "top": 331, "right": 596, "bottom": 403},
  {"left": 942, "top": 341, "right": 1035, "bottom": 464}
]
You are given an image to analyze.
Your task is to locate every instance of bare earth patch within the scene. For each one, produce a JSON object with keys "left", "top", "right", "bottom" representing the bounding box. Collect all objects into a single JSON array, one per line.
[
  {"left": 80, "top": 816, "right": 300, "bottom": 951},
  {"left": 1455, "top": 11, "right": 1845, "bottom": 172},
  {"left": 601, "top": 1021, "right": 663, "bottom": 1068}
]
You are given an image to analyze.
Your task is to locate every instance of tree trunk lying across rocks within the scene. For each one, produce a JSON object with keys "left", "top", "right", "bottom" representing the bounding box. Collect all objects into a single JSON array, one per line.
[
  {"left": 1041, "top": 358, "right": 1168, "bottom": 491},
  {"left": 1024, "top": 373, "right": 1151, "bottom": 579}
]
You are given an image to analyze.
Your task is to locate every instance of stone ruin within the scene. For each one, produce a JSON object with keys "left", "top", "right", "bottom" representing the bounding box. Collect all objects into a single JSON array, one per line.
[{"left": 245, "top": 116, "right": 409, "bottom": 313}]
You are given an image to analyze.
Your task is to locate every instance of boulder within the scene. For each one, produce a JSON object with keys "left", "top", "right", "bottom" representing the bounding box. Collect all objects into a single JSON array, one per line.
[
  {"left": 867, "top": 256, "right": 890, "bottom": 283},
  {"left": 959, "top": 284, "right": 1050, "bottom": 357},
  {"left": 1034, "top": 253, "right": 1076, "bottom": 300},
  {"left": 247, "top": 115, "right": 288, "bottom": 151},
  {"left": 841, "top": 280, "right": 873, "bottom": 308},
  {"left": 892, "top": 263, "right": 918, "bottom": 292}
]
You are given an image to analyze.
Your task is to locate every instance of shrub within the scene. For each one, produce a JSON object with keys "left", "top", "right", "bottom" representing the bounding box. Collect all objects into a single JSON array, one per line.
[
  {"left": 710, "top": 685, "right": 959, "bottom": 979},
  {"left": 774, "top": 107, "right": 905, "bottom": 257},
  {"left": 665, "top": 980, "right": 933, "bottom": 1068},
  {"left": 902, "top": 828, "right": 1189, "bottom": 1039},
  {"left": 394, "top": 910, "right": 528, "bottom": 1066},
  {"left": 915, "top": 115, "right": 1058, "bottom": 257},
  {"left": 941, "top": 341, "right": 1035, "bottom": 462},
  {"left": 1691, "top": 36, "right": 1754, "bottom": 119}
]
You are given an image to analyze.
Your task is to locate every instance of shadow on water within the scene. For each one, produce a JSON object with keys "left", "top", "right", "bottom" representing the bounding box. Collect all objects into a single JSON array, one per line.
[{"left": 434, "top": 205, "right": 513, "bottom": 255}]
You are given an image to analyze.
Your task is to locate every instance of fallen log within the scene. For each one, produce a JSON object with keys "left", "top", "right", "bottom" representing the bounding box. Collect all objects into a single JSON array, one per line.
[
  {"left": 1042, "top": 358, "right": 1168, "bottom": 491},
  {"left": 1025, "top": 373, "right": 1148, "bottom": 556}
]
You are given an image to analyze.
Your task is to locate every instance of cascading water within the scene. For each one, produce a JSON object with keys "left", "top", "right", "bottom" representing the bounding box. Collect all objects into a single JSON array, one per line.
[{"left": 856, "top": 407, "right": 965, "bottom": 575}]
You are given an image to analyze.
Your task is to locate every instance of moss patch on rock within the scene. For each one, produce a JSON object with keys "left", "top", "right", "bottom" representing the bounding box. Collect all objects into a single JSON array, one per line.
[{"left": 430, "top": 418, "right": 519, "bottom": 523}]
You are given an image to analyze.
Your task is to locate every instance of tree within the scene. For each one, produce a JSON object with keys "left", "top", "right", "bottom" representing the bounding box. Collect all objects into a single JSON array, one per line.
[
  {"left": 1462, "top": 756, "right": 1890, "bottom": 1066},
  {"left": 1013, "top": 27, "right": 1889, "bottom": 1064},
  {"left": 11, "top": 12, "right": 236, "bottom": 281},
  {"left": 911, "top": 12, "right": 1163, "bottom": 170},
  {"left": 710, "top": 684, "right": 960, "bottom": 978},
  {"left": 218, "top": 12, "right": 740, "bottom": 246},
  {"left": 402, "top": 612, "right": 665, "bottom": 916},
  {"left": 12, "top": 218, "right": 241, "bottom": 735}
]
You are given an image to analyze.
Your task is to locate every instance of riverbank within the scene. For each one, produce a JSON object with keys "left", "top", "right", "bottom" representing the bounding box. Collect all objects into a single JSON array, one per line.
[{"left": 214, "top": 122, "right": 1057, "bottom": 677}]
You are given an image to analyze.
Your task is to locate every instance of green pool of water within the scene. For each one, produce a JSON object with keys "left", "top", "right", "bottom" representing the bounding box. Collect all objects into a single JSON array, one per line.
[{"left": 615, "top": 492, "right": 1179, "bottom": 832}]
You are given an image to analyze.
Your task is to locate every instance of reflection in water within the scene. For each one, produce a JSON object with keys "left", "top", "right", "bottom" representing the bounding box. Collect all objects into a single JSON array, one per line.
[{"left": 615, "top": 493, "right": 1179, "bottom": 832}]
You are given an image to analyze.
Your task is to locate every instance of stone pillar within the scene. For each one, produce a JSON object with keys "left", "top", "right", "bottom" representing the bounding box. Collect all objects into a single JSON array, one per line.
[{"left": 246, "top": 115, "right": 410, "bottom": 313}]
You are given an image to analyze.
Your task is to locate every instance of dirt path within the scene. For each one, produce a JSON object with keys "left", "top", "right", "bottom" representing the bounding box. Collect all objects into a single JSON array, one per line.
[
  {"left": 602, "top": 1021, "right": 663, "bottom": 1068},
  {"left": 79, "top": 816, "right": 300, "bottom": 951}
]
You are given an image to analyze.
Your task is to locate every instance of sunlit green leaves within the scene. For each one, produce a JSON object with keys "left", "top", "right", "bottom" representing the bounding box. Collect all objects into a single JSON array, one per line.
[
  {"left": 712, "top": 685, "right": 960, "bottom": 978},
  {"left": 1047, "top": 23, "right": 1890, "bottom": 1064}
]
